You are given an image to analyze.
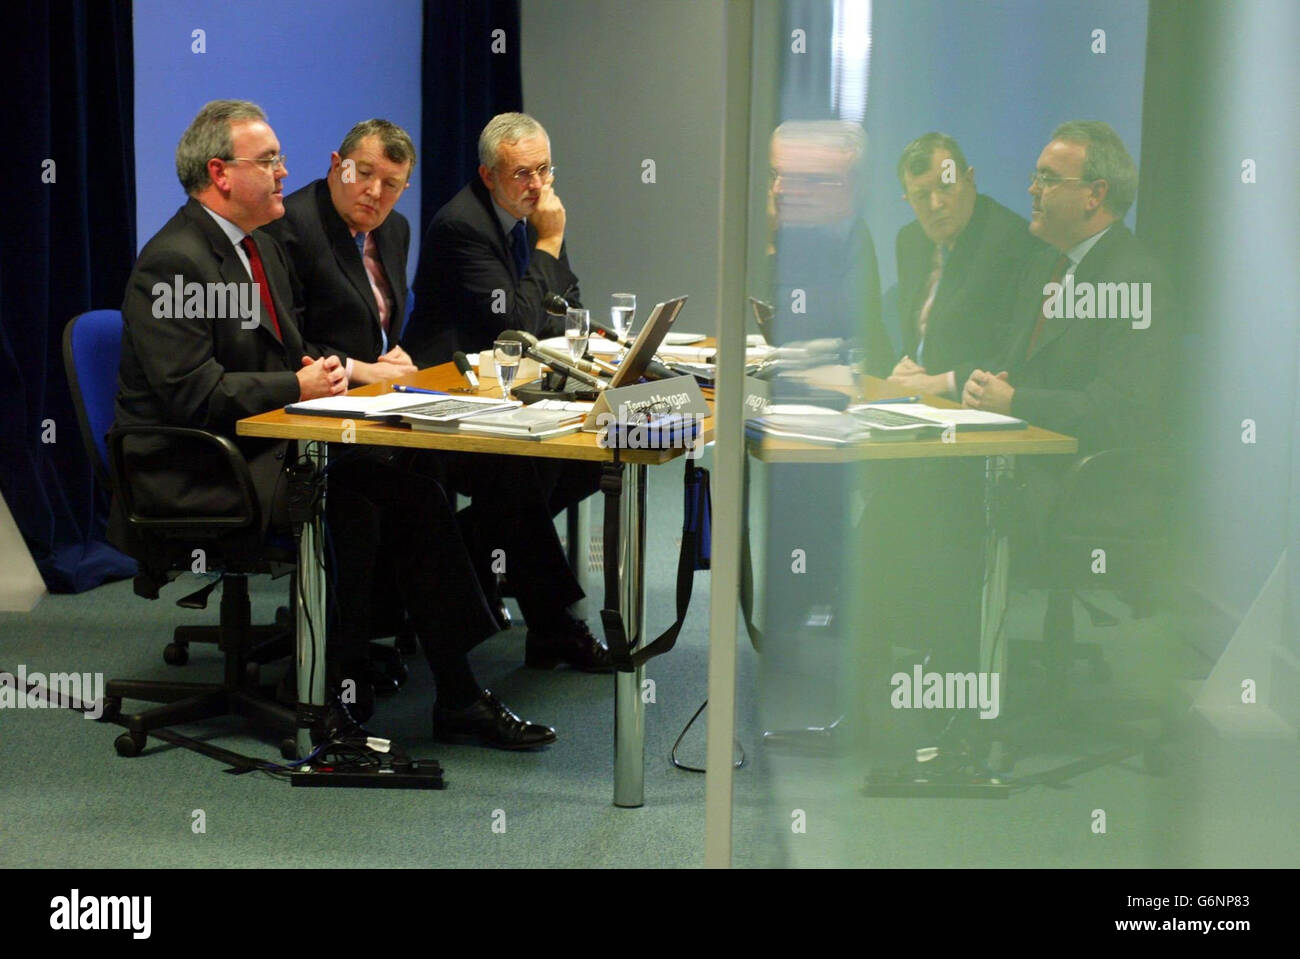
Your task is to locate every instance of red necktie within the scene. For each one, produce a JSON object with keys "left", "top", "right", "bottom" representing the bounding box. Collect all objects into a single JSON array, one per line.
[
  {"left": 240, "top": 236, "right": 283, "bottom": 340},
  {"left": 1026, "top": 253, "right": 1069, "bottom": 359}
]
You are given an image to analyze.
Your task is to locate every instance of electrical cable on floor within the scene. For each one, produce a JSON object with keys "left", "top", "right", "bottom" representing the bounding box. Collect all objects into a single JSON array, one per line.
[{"left": 671, "top": 698, "right": 744, "bottom": 772}]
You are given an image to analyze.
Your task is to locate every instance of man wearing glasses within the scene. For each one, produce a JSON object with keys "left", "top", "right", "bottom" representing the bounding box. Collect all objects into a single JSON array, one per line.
[
  {"left": 405, "top": 112, "right": 576, "bottom": 366},
  {"left": 888, "top": 133, "right": 1044, "bottom": 398},
  {"left": 962, "top": 120, "right": 1173, "bottom": 546},
  {"left": 401, "top": 112, "right": 608, "bottom": 675}
]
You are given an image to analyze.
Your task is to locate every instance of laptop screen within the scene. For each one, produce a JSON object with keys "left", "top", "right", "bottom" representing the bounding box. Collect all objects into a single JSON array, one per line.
[{"left": 607, "top": 295, "right": 689, "bottom": 389}]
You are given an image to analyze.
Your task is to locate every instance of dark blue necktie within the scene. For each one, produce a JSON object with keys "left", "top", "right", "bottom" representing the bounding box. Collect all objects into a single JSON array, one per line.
[
  {"left": 354, "top": 231, "right": 366, "bottom": 256},
  {"left": 509, "top": 220, "right": 530, "bottom": 278}
]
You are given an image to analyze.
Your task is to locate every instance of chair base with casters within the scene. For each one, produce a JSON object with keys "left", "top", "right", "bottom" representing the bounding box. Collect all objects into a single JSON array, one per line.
[
  {"left": 990, "top": 448, "right": 1185, "bottom": 784},
  {"left": 101, "top": 567, "right": 298, "bottom": 756}
]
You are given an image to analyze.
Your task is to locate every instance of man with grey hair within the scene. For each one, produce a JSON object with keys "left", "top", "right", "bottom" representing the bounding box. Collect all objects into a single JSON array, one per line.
[
  {"left": 405, "top": 111, "right": 577, "bottom": 366},
  {"left": 400, "top": 112, "right": 608, "bottom": 674},
  {"left": 962, "top": 120, "right": 1173, "bottom": 547}
]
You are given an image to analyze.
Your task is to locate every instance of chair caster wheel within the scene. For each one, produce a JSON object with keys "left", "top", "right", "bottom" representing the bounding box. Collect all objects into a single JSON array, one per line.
[
  {"left": 115, "top": 731, "right": 147, "bottom": 757},
  {"left": 95, "top": 696, "right": 122, "bottom": 723},
  {"left": 164, "top": 643, "right": 189, "bottom": 666},
  {"left": 280, "top": 738, "right": 300, "bottom": 761}
]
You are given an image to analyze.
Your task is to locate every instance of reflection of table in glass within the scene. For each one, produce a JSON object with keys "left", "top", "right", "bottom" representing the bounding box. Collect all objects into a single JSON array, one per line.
[
  {"left": 744, "top": 375, "right": 1077, "bottom": 679},
  {"left": 237, "top": 363, "right": 713, "bottom": 807}
]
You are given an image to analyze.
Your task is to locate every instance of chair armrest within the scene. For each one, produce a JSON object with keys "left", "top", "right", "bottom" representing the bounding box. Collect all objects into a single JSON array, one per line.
[{"left": 108, "top": 426, "right": 262, "bottom": 532}]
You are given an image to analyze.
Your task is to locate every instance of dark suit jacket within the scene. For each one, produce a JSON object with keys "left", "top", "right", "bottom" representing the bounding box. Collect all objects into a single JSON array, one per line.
[
  {"left": 259, "top": 178, "right": 409, "bottom": 365},
  {"left": 111, "top": 197, "right": 312, "bottom": 543},
  {"left": 1001, "top": 223, "right": 1175, "bottom": 539},
  {"left": 404, "top": 178, "right": 581, "bottom": 367},
  {"left": 896, "top": 193, "right": 1044, "bottom": 387}
]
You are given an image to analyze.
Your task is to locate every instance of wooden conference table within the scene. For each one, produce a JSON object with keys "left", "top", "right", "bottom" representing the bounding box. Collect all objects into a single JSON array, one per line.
[{"left": 238, "top": 362, "right": 714, "bottom": 807}]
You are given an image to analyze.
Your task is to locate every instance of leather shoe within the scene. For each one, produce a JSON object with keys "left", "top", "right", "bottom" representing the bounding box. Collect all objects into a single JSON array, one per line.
[
  {"left": 525, "top": 615, "right": 614, "bottom": 672},
  {"left": 432, "top": 689, "right": 556, "bottom": 750}
]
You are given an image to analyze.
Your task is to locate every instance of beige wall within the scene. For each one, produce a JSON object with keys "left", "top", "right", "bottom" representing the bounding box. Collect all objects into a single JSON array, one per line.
[{"left": 520, "top": 0, "right": 729, "bottom": 335}]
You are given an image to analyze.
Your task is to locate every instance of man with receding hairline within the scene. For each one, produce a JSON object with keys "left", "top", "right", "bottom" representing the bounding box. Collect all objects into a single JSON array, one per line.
[
  {"left": 403, "top": 112, "right": 609, "bottom": 675},
  {"left": 406, "top": 111, "right": 577, "bottom": 366},
  {"left": 962, "top": 120, "right": 1174, "bottom": 547}
]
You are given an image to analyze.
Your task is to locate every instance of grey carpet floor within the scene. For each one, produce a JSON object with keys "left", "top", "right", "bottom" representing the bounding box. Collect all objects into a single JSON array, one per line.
[{"left": 3, "top": 459, "right": 1296, "bottom": 868}]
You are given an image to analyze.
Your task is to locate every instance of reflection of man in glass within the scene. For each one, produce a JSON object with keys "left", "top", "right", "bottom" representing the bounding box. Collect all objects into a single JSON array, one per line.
[
  {"left": 765, "top": 121, "right": 893, "bottom": 374},
  {"left": 755, "top": 121, "right": 892, "bottom": 753},
  {"left": 890, "top": 132, "right": 1043, "bottom": 398}
]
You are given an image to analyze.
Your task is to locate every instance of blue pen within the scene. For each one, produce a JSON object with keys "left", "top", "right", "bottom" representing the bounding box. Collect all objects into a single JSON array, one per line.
[
  {"left": 872, "top": 395, "right": 920, "bottom": 404},
  {"left": 392, "top": 385, "right": 448, "bottom": 396}
]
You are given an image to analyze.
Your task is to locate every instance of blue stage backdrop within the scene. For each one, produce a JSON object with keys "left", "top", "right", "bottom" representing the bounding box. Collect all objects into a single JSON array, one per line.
[{"left": 133, "top": 0, "right": 423, "bottom": 286}]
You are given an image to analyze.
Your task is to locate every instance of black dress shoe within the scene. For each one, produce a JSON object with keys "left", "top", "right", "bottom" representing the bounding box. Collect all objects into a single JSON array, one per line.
[
  {"left": 525, "top": 615, "right": 614, "bottom": 672},
  {"left": 432, "top": 689, "right": 556, "bottom": 750}
]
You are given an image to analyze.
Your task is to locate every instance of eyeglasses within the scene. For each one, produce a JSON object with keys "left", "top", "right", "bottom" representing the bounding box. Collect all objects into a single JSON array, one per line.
[
  {"left": 227, "top": 154, "right": 287, "bottom": 171},
  {"left": 1029, "top": 171, "right": 1091, "bottom": 190},
  {"left": 507, "top": 163, "right": 555, "bottom": 185}
]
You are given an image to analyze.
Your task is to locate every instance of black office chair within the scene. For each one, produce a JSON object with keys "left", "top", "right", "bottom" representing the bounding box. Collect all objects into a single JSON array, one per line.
[
  {"left": 64, "top": 309, "right": 298, "bottom": 756},
  {"left": 1002, "top": 447, "right": 1182, "bottom": 778}
]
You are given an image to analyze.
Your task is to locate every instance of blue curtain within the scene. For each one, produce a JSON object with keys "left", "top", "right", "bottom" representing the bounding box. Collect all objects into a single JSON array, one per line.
[
  {"left": 420, "top": 0, "right": 523, "bottom": 220},
  {"left": 0, "top": 0, "right": 137, "bottom": 592}
]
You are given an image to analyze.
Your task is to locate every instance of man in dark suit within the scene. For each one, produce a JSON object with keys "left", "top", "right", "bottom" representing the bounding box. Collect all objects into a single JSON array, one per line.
[
  {"left": 405, "top": 112, "right": 576, "bottom": 367},
  {"left": 963, "top": 120, "right": 1174, "bottom": 547},
  {"left": 114, "top": 101, "right": 555, "bottom": 749},
  {"left": 889, "top": 133, "right": 1045, "bottom": 396},
  {"left": 264, "top": 118, "right": 610, "bottom": 673}
]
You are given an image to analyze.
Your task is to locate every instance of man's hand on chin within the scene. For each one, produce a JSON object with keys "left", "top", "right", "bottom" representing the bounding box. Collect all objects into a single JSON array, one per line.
[{"left": 961, "top": 368, "right": 1013, "bottom": 414}]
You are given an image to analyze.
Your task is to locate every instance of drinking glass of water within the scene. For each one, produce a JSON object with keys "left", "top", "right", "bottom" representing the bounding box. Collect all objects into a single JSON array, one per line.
[
  {"left": 493, "top": 338, "right": 522, "bottom": 398},
  {"left": 565, "top": 308, "right": 590, "bottom": 364},
  {"left": 610, "top": 293, "right": 636, "bottom": 342}
]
